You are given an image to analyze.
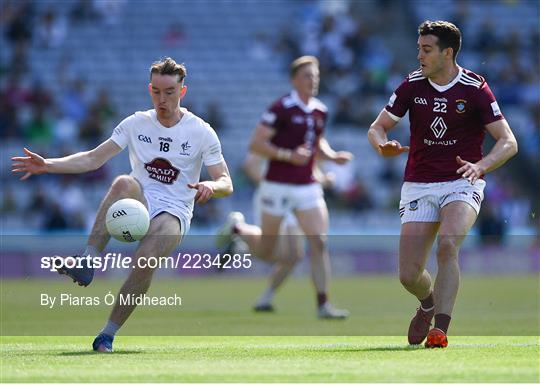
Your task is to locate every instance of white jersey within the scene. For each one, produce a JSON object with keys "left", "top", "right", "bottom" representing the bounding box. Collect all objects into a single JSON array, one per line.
[{"left": 110, "top": 108, "right": 224, "bottom": 223}]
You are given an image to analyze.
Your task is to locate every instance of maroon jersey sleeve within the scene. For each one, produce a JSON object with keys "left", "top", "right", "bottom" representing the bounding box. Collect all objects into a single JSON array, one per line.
[
  {"left": 260, "top": 100, "right": 285, "bottom": 130},
  {"left": 385, "top": 78, "right": 413, "bottom": 119},
  {"left": 475, "top": 80, "right": 505, "bottom": 125}
]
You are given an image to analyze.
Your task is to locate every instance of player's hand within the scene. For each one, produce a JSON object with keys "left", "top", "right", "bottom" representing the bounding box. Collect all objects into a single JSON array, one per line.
[
  {"left": 11, "top": 148, "right": 48, "bottom": 181},
  {"left": 333, "top": 151, "right": 354, "bottom": 165},
  {"left": 290, "top": 144, "right": 312, "bottom": 166},
  {"left": 378, "top": 140, "right": 409, "bottom": 157},
  {"left": 456, "top": 156, "right": 484, "bottom": 185},
  {"left": 320, "top": 172, "right": 335, "bottom": 188},
  {"left": 187, "top": 182, "right": 214, "bottom": 204}
]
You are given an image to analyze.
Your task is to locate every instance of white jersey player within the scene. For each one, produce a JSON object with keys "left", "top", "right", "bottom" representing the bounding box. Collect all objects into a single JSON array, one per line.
[
  {"left": 12, "top": 58, "right": 233, "bottom": 353},
  {"left": 111, "top": 108, "right": 224, "bottom": 234}
]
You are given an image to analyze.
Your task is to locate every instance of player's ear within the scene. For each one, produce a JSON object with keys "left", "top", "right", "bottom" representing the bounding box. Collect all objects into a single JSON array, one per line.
[
  {"left": 180, "top": 85, "right": 187, "bottom": 99},
  {"left": 148, "top": 83, "right": 152, "bottom": 94},
  {"left": 444, "top": 47, "right": 453, "bottom": 60}
]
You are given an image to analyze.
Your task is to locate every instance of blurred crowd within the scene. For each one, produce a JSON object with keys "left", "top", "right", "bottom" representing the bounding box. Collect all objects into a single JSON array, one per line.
[
  {"left": 1, "top": 0, "right": 537, "bottom": 238},
  {"left": 260, "top": 0, "right": 538, "bottom": 237}
]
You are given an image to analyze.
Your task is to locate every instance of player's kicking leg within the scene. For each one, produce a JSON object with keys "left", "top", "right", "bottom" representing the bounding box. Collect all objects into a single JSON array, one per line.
[
  {"left": 56, "top": 175, "right": 146, "bottom": 286},
  {"left": 217, "top": 211, "right": 284, "bottom": 263},
  {"left": 399, "top": 221, "right": 439, "bottom": 344},
  {"left": 295, "top": 204, "right": 349, "bottom": 320},
  {"left": 93, "top": 212, "right": 181, "bottom": 352},
  {"left": 425, "top": 201, "right": 477, "bottom": 348},
  {"left": 216, "top": 211, "right": 246, "bottom": 252},
  {"left": 253, "top": 222, "right": 304, "bottom": 312}
]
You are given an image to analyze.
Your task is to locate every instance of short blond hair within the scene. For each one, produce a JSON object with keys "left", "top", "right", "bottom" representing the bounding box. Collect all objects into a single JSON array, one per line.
[{"left": 290, "top": 56, "right": 319, "bottom": 78}]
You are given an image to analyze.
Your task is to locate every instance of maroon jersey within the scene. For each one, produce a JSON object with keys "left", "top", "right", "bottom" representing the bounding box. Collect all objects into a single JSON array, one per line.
[
  {"left": 385, "top": 67, "right": 504, "bottom": 182},
  {"left": 261, "top": 90, "right": 327, "bottom": 184}
]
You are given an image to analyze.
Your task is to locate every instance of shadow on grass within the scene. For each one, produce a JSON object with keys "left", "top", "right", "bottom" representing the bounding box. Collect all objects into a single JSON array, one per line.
[
  {"left": 58, "top": 350, "right": 143, "bottom": 356},
  {"left": 317, "top": 345, "right": 424, "bottom": 353}
]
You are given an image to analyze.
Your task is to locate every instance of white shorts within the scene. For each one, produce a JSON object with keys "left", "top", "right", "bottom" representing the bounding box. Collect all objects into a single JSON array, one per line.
[
  {"left": 253, "top": 187, "right": 300, "bottom": 231},
  {"left": 143, "top": 190, "right": 191, "bottom": 237},
  {"left": 259, "top": 181, "right": 325, "bottom": 218},
  {"left": 399, "top": 178, "right": 486, "bottom": 224}
]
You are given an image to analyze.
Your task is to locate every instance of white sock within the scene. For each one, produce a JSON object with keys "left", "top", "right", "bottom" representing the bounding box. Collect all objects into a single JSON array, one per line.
[
  {"left": 82, "top": 245, "right": 100, "bottom": 259},
  {"left": 257, "top": 287, "right": 275, "bottom": 305},
  {"left": 101, "top": 320, "right": 120, "bottom": 337}
]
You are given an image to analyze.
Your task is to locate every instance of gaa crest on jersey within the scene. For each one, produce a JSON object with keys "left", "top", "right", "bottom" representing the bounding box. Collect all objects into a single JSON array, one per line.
[
  {"left": 138, "top": 134, "right": 152, "bottom": 143},
  {"left": 456, "top": 99, "right": 467, "bottom": 113},
  {"left": 179, "top": 140, "right": 191, "bottom": 156},
  {"left": 414, "top": 97, "right": 428, "bottom": 105},
  {"left": 409, "top": 200, "right": 418, "bottom": 211},
  {"left": 144, "top": 158, "right": 180, "bottom": 184}
]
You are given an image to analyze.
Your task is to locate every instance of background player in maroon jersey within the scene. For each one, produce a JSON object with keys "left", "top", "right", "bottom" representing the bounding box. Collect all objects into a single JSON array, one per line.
[
  {"left": 368, "top": 21, "right": 517, "bottom": 347},
  {"left": 218, "top": 56, "right": 353, "bottom": 319}
]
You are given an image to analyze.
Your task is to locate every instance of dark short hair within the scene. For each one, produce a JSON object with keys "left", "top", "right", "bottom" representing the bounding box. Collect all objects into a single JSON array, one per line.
[
  {"left": 290, "top": 55, "right": 319, "bottom": 78},
  {"left": 150, "top": 57, "right": 187, "bottom": 84},
  {"left": 418, "top": 20, "right": 461, "bottom": 61}
]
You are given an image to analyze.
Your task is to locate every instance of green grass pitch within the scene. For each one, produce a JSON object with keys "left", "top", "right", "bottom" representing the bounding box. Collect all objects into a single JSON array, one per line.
[{"left": 1, "top": 275, "right": 539, "bottom": 382}]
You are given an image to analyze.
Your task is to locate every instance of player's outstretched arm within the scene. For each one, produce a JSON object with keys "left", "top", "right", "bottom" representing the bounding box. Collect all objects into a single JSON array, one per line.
[
  {"left": 11, "top": 139, "right": 123, "bottom": 180},
  {"left": 317, "top": 137, "right": 354, "bottom": 164},
  {"left": 368, "top": 109, "right": 408, "bottom": 157},
  {"left": 187, "top": 161, "right": 233, "bottom": 204},
  {"left": 456, "top": 119, "right": 518, "bottom": 184}
]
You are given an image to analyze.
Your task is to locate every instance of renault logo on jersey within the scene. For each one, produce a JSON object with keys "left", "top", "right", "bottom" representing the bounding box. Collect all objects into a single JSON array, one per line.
[
  {"left": 430, "top": 116, "right": 448, "bottom": 138},
  {"left": 414, "top": 97, "right": 428, "bottom": 105}
]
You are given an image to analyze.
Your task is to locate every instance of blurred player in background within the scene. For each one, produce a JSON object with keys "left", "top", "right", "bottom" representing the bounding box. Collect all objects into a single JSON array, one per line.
[
  {"left": 218, "top": 56, "right": 353, "bottom": 319},
  {"left": 11, "top": 58, "right": 233, "bottom": 352},
  {"left": 368, "top": 21, "right": 517, "bottom": 347},
  {"left": 242, "top": 151, "right": 335, "bottom": 312},
  {"left": 241, "top": 151, "right": 304, "bottom": 312}
]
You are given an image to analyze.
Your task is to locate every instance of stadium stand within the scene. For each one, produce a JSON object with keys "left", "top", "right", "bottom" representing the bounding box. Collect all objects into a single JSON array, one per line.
[{"left": 1, "top": 0, "right": 537, "bottom": 240}]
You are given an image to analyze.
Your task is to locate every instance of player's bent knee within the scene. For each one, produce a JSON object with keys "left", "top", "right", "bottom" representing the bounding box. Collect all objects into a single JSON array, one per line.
[
  {"left": 436, "top": 236, "right": 461, "bottom": 263},
  {"left": 436, "top": 250, "right": 459, "bottom": 265},
  {"left": 399, "top": 270, "right": 421, "bottom": 288},
  {"left": 110, "top": 175, "right": 141, "bottom": 197},
  {"left": 306, "top": 234, "right": 327, "bottom": 252},
  {"left": 259, "top": 241, "right": 278, "bottom": 262}
]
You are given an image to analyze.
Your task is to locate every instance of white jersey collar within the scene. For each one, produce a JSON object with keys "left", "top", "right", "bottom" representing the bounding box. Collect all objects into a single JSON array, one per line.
[
  {"left": 291, "top": 90, "right": 318, "bottom": 113},
  {"left": 428, "top": 66, "right": 463, "bottom": 92},
  {"left": 151, "top": 107, "right": 190, "bottom": 129}
]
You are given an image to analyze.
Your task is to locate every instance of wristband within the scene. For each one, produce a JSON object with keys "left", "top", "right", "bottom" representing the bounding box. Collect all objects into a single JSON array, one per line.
[{"left": 276, "top": 148, "right": 292, "bottom": 162}]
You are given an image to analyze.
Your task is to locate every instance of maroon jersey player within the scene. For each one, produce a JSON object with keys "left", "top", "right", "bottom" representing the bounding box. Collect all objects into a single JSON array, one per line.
[
  {"left": 368, "top": 21, "right": 517, "bottom": 348},
  {"left": 262, "top": 90, "right": 325, "bottom": 184},
  {"left": 218, "top": 56, "right": 354, "bottom": 319}
]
